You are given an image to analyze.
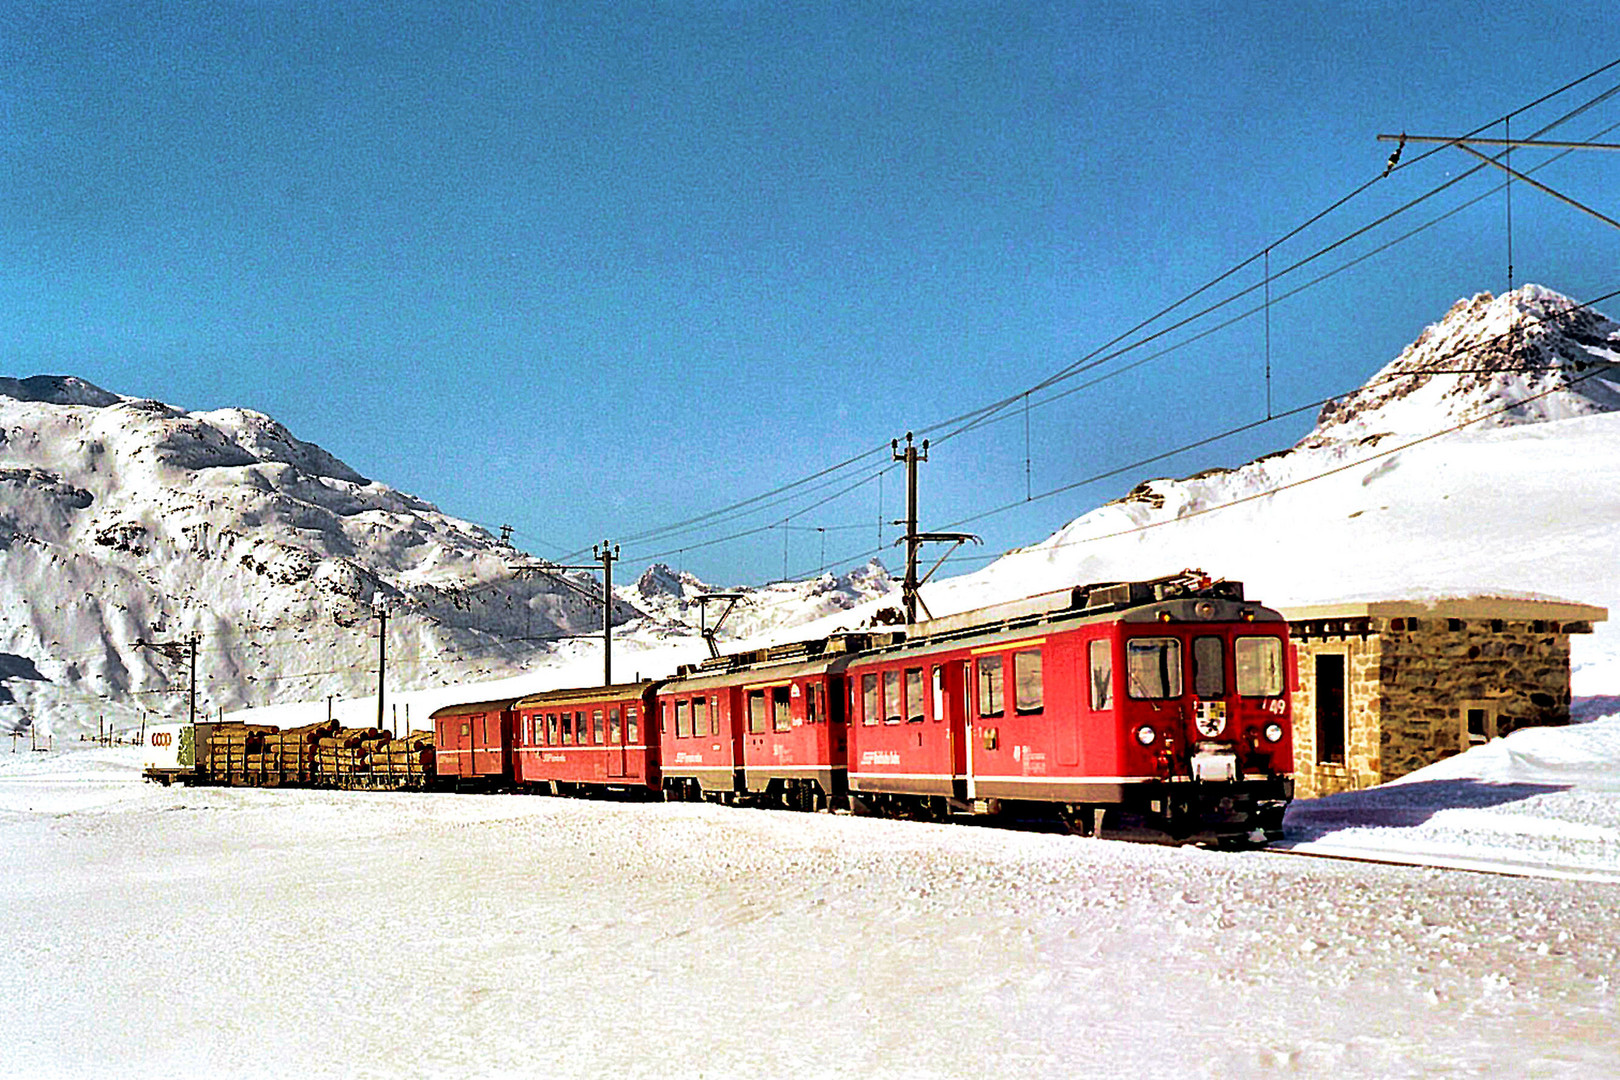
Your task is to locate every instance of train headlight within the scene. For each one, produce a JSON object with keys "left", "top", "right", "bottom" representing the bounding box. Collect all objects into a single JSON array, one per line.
[
  {"left": 1194, "top": 600, "right": 1215, "bottom": 619},
  {"left": 1263, "top": 722, "right": 1284, "bottom": 743},
  {"left": 1135, "top": 725, "right": 1157, "bottom": 746}
]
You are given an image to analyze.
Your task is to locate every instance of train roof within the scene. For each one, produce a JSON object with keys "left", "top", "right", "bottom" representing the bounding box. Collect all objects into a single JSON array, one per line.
[
  {"left": 660, "top": 652, "right": 859, "bottom": 692},
  {"left": 429, "top": 697, "right": 521, "bottom": 719},
  {"left": 515, "top": 679, "right": 660, "bottom": 710}
]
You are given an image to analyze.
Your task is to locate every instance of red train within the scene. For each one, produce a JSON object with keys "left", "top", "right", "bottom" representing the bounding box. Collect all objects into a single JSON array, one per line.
[{"left": 430, "top": 571, "right": 1294, "bottom": 843}]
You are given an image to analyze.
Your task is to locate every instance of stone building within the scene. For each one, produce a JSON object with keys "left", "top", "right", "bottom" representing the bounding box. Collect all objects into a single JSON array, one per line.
[{"left": 1282, "top": 598, "right": 1606, "bottom": 799}]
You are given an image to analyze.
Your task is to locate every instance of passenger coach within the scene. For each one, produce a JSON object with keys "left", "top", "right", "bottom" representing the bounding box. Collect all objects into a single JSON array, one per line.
[{"left": 513, "top": 681, "right": 660, "bottom": 796}]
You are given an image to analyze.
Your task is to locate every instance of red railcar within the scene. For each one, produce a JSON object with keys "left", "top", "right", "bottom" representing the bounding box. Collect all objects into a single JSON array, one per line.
[
  {"left": 656, "top": 641, "right": 861, "bottom": 809},
  {"left": 430, "top": 697, "right": 518, "bottom": 788},
  {"left": 512, "top": 681, "right": 660, "bottom": 796},
  {"left": 844, "top": 573, "right": 1293, "bottom": 842}
]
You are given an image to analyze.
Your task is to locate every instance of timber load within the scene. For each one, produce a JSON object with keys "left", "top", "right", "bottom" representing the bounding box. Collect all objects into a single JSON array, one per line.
[{"left": 191, "top": 721, "right": 437, "bottom": 791}]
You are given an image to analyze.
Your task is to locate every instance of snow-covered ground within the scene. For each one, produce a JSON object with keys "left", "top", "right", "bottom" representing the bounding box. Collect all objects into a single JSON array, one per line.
[{"left": 4, "top": 709, "right": 1619, "bottom": 1080}]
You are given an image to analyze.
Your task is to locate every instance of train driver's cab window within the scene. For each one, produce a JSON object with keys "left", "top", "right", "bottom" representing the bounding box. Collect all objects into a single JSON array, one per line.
[
  {"left": 692, "top": 696, "right": 708, "bottom": 737},
  {"left": 1235, "top": 636, "right": 1285, "bottom": 697},
  {"left": 1014, "top": 650, "right": 1043, "bottom": 714},
  {"left": 1126, "top": 638, "right": 1183, "bottom": 699},
  {"left": 977, "top": 656, "right": 1004, "bottom": 717},
  {"left": 1089, "top": 640, "right": 1113, "bottom": 710},
  {"left": 861, "top": 674, "right": 879, "bottom": 726},
  {"left": 805, "top": 684, "right": 818, "bottom": 725},
  {"left": 748, "top": 690, "right": 767, "bottom": 734},
  {"left": 460, "top": 722, "right": 470, "bottom": 738},
  {"left": 1193, "top": 636, "right": 1225, "bottom": 698},
  {"left": 772, "top": 687, "right": 792, "bottom": 732}
]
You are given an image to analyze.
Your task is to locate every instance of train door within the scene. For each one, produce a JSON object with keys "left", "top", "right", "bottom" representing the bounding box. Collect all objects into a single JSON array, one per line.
[
  {"left": 938, "top": 660, "right": 971, "bottom": 800},
  {"left": 608, "top": 705, "right": 627, "bottom": 778}
]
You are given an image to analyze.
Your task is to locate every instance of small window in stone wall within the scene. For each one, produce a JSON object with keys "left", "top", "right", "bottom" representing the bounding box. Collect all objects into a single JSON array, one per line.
[{"left": 1461, "top": 700, "right": 1498, "bottom": 749}]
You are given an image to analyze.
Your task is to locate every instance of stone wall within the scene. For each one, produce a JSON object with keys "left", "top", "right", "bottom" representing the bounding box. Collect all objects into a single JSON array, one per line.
[{"left": 1291, "top": 614, "right": 1579, "bottom": 799}]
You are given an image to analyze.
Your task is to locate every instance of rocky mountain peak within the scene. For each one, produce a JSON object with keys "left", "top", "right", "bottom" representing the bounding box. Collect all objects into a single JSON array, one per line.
[{"left": 1301, "top": 285, "right": 1620, "bottom": 448}]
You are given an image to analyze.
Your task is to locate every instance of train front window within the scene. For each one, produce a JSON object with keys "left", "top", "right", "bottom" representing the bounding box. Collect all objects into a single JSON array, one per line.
[
  {"left": 1014, "top": 650, "right": 1043, "bottom": 713},
  {"left": 1088, "top": 640, "right": 1113, "bottom": 710},
  {"left": 977, "top": 656, "right": 1004, "bottom": 717},
  {"left": 1193, "top": 636, "right": 1225, "bottom": 698},
  {"left": 1126, "top": 637, "right": 1183, "bottom": 699},
  {"left": 1236, "top": 636, "right": 1285, "bottom": 697}
]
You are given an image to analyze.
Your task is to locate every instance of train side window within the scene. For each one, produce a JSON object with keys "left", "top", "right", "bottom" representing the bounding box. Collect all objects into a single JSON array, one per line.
[
  {"left": 977, "top": 656, "right": 1004, "bottom": 718},
  {"left": 806, "top": 684, "right": 818, "bottom": 725},
  {"left": 861, "top": 674, "right": 879, "bottom": 726},
  {"left": 675, "top": 699, "right": 690, "bottom": 738},
  {"left": 1014, "top": 650, "right": 1043, "bottom": 714},
  {"left": 460, "top": 722, "right": 470, "bottom": 738},
  {"left": 1126, "top": 638, "right": 1184, "bottom": 699},
  {"left": 692, "top": 697, "right": 708, "bottom": 737},
  {"left": 1235, "top": 637, "right": 1285, "bottom": 697},
  {"left": 658, "top": 701, "right": 668, "bottom": 737},
  {"left": 561, "top": 712, "right": 573, "bottom": 744},
  {"left": 932, "top": 666, "right": 945, "bottom": 722},
  {"left": 905, "top": 668, "right": 924, "bottom": 723},
  {"left": 627, "top": 705, "right": 639, "bottom": 744},
  {"left": 609, "top": 708, "right": 622, "bottom": 744},
  {"left": 772, "top": 687, "right": 792, "bottom": 732},
  {"left": 592, "top": 709, "right": 604, "bottom": 744},
  {"left": 548, "top": 713, "right": 559, "bottom": 744},
  {"left": 1089, "top": 640, "right": 1113, "bottom": 710},
  {"left": 748, "top": 690, "right": 767, "bottom": 734},
  {"left": 1193, "top": 636, "right": 1225, "bottom": 698},
  {"left": 883, "top": 670, "right": 902, "bottom": 724}
]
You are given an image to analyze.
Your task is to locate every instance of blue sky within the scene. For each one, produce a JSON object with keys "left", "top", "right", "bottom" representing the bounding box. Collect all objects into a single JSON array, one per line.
[{"left": 5, "top": 2, "right": 1617, "bottom": 586}]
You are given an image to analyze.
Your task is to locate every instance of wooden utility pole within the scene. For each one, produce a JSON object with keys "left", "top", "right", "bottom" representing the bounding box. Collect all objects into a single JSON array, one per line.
[
  {"left": 510, "top": 541, "right": 622, "bottom": 686},
  {"left": 376, "top": 607, "right": 388, "bottom": 732},
  {"left": 135, "top": 631, "right": 200, "bottom": 726},
  {"left": 890, "top": 432, "right": 980, "bottom": 624},
  {"left": 593, "top": 540, "right": 620, "bottom": 685}
]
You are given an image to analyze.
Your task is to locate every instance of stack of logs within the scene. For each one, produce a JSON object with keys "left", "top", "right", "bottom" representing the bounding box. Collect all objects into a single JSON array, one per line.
[{"left": 200, "top": 721, "right": 436, "bottom": 789}]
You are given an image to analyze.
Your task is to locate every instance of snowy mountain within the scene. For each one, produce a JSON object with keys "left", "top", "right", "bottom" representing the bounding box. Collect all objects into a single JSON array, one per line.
[
  {"left": 1304, "top": 284, "right": 1620, "bottom": 446},
  {"left": 0, "top": 381, "right": 645, "bottom": 735},
  {"left": 616, "top": 559, "right": 897, "bottom": 641}
]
